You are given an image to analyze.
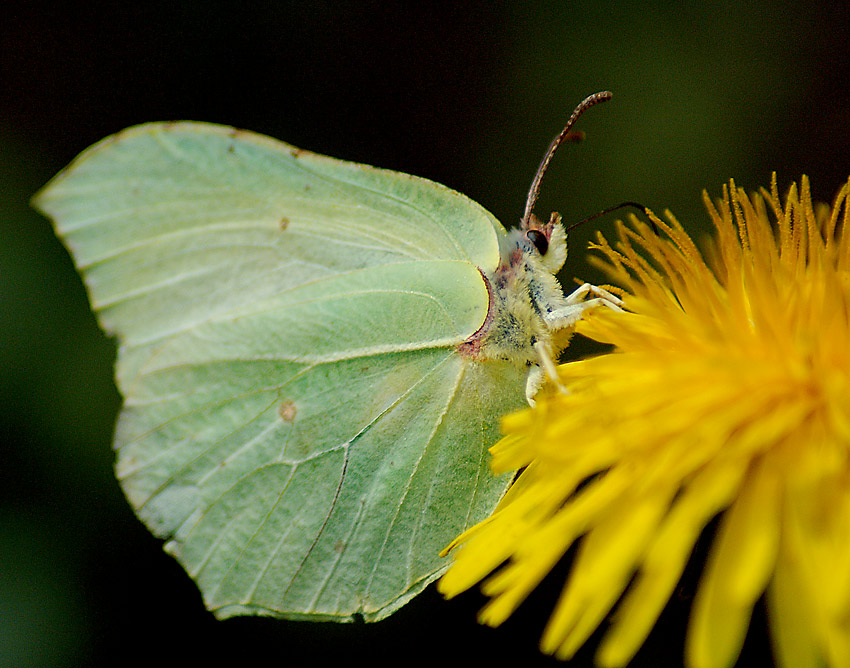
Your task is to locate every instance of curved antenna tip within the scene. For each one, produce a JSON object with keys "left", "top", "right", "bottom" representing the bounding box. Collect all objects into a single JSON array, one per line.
[{"left": 522, "top": 91, "right": 613, "bottom": 227}]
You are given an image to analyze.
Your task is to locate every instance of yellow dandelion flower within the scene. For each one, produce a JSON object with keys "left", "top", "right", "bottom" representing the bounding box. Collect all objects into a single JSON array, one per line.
[{"left": 439, "top": 175, "right": 850, "bottom": 668}]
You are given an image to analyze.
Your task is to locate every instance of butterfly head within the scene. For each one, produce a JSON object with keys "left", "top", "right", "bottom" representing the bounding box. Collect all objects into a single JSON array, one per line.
[{"left": 521, "top": 211, "right": 567, "bottom": 275}]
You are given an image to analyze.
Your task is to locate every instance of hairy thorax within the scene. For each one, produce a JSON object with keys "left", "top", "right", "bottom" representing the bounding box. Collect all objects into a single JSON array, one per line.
[{"left": 459, "top": 228, "right": 571, "bottom": 366}]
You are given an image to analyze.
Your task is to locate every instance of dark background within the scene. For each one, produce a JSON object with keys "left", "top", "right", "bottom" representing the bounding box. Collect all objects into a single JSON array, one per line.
[{"left": 3, "top": 2, "right": 849, "bottom": 666}]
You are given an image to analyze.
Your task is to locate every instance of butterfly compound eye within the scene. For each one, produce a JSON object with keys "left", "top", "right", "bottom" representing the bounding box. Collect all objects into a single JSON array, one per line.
[{"left": 526, "top": 229, "right": 549, "bottom": 255}]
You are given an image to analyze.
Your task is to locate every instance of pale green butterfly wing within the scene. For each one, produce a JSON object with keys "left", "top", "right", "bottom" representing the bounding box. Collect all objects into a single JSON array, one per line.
[
  {"left": 34, "top": 123, "right": 526, "bottom": 620},
  {"left": 39, "top": 123, "right": 504, "bottom": 385}
]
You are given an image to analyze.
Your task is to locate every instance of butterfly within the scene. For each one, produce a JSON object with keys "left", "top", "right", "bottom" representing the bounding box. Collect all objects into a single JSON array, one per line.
[{"left": 33, "top": 91, "right": 620, "bottom": 621}]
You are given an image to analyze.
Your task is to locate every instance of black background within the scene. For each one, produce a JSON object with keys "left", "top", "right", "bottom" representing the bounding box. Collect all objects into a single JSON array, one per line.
[{"left": 3, "top": 2, "right": 849, "bottom": 666}]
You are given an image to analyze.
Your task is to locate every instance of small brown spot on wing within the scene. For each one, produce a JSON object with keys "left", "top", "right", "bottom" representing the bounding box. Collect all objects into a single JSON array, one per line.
[
  {"left": 279, "top": 216, "right": 289, "bottom": 230},
  {"left": 279, "top": 400, "right": 297, "bottom": 423},
  {"left": 289, "top": 148, "right": 303, "bottom": 158}
]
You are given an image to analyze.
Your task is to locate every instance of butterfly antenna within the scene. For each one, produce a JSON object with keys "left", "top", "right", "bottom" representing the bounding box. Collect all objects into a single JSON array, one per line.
[
  {"left": 565, "top": 201, "right": 649, "bottom": 234},
  {"left": 522, "top": 90, "right": 613, "bottom": 227}
]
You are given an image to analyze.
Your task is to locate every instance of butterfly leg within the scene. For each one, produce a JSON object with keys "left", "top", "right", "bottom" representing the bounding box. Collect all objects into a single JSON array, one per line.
[
  {"left": 544, "top": 283, "right": 623, "bottom": 330},
  {"left": 525, "top": 285, "right": 622, "bottom": 405},
  {"left": 565, "top": 282, "right": 623, "bottom": 307},
  {"left": 524, "top": 285, "right": 623, "bottom": 405},
  {"left": 525, "top": 341, "right": 567, "bottom": 405}
]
